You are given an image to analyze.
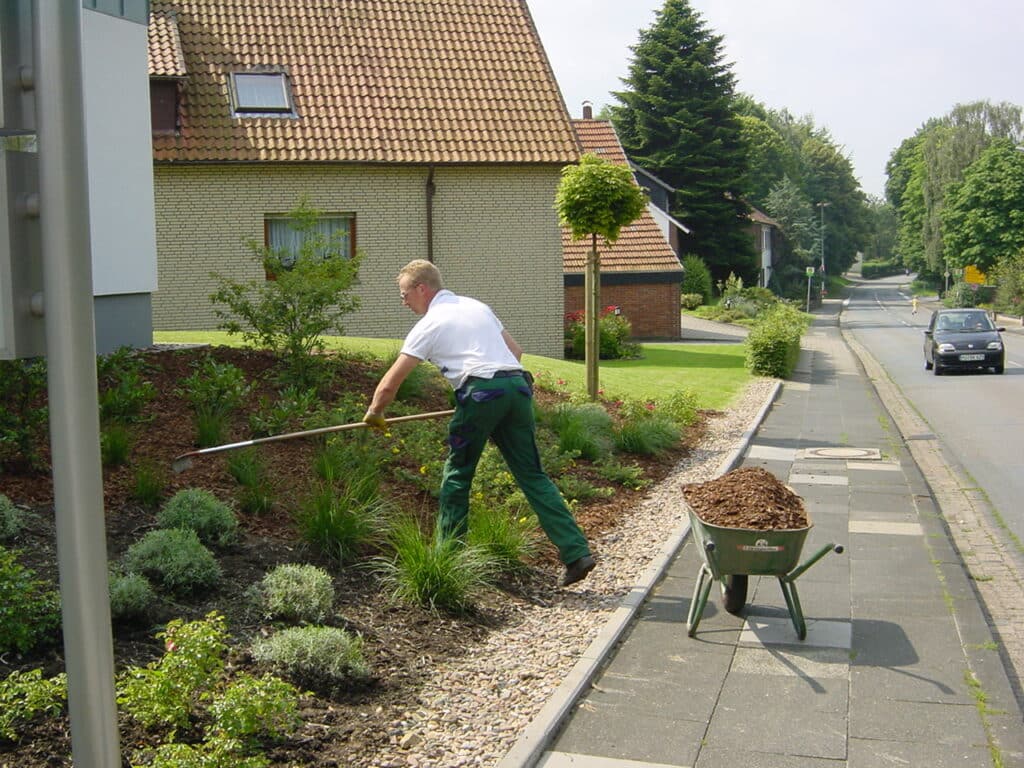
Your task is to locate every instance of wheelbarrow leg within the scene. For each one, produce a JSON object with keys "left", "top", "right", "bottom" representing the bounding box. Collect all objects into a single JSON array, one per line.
[
  {"left": 687, "top": 564, "right": 714, "bottom": 637},
  {"left": 778, "top": 577, "right": 806, "bottom": 640}
]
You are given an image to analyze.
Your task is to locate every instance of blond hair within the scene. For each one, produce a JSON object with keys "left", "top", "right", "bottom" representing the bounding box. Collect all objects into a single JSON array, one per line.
[{"left": 397, "top": 259, "right": 443, "bottom": 291}]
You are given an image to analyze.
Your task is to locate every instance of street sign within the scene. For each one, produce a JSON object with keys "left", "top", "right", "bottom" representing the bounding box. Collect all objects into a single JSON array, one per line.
[{"left": 806, "top": 267, "right": 815, "bottom": 277}]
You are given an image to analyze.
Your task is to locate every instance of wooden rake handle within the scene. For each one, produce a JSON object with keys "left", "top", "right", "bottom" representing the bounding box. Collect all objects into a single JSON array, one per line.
[{"left": 172, "top": 409, "right": 454, "bottom": 473}]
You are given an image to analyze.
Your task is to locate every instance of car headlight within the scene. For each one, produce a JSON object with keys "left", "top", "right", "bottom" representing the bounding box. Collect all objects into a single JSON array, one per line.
[
  {"left": 937, "top": 343, "right": 956, "bottom": 353},
  {"left": 987, "top": 341, "right": 1003, "bottom": 351}
]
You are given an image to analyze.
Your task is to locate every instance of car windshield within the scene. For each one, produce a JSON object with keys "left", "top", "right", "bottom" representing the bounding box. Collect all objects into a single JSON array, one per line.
[{"left": 939, "top": 313, "right": 994, "bottom": 332}]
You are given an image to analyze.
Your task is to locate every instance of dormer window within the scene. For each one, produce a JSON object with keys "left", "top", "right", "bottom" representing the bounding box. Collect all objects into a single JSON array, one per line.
[{"left": 230, "top": 72, "right": 295, "bottom": 117}]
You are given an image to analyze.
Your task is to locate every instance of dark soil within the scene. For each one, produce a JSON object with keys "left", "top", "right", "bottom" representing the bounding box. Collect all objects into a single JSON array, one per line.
[
  {"left": 682, "top": 466, "right": 808, "bottom": 530},
  {"left": 0, "top": 344, "right": 717, "bottom": 768}
]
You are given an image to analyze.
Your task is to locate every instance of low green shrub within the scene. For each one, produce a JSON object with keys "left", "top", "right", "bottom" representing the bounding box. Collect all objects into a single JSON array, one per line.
[
  {"left": 121, "top": 529, "right": 222, "bottom": 597},
  {"left": 177, "top": 356, "right": 252, "bottom": 448},
  {"left": 109, "top": 570, "right": 157, "bottom": 623},
  {"left": 254, "top": 563, "right": 335, "bottom": 624},
  {"left": 656, "top": 389, "right": 700, "bottom": 427},
  {"left": 251, "top": 625, "right": 370, "bottom": 685},
  {"left": 377, "top": 516, "right": 495, "bottom": 613},
  {"left": 144, "top": 738, "right": 269, "bottom": 768},
  {"left": 248, "top": 385, "right": 319, "bottom": 437},
  {"left": 943, "top": 281, "right": 980, "bottom": 308},
  {"left": 680, "top": 292, "right": 704, "bottom": 310},
  {"left": 555, "top": 474, "right": 615, "bottom": 502},
  {"left": 744, "top": 302, "right": 807, "bottom": 378},
  {"left": 564, "top": 308, "right": 640, "bottom": 360},
  {"left": 594, "top": 457, "right": 649, "bottom": 490},
  {"left": 0, "top": 669, "right": 67, "bottom": 742},
  {"left": 96, "top": 347, "right": 155, "bottom": 425},
  {"left": 0, "top": 493, "right": 28, "bottom": 541},
  {"left": 209, "top": 673, "right": 302, "bottom": 744},
  {"left": 158, "top": 488, "right": 239, "bottom": 548},
  {"left": 681, "top": 253, "right": 713, "bottom": 302},
  {"left": 0, "top": 546, "right": 61, "bottom": 655},
  {"left": 0, "top": 358, "right": 48, "bottom": 470},
  {"left": 117, "top": 612, "right": 229, "bottom": 732}
]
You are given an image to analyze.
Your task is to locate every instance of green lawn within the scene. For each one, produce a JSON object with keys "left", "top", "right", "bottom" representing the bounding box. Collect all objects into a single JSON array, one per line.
[{"left": 153, "top": 332, "right": 753, "bottom": 411}]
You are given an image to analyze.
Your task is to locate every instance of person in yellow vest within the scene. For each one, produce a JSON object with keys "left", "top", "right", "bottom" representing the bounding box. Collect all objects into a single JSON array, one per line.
[{"left": 911, "top": 296, "right": 919, "bottom": 315}]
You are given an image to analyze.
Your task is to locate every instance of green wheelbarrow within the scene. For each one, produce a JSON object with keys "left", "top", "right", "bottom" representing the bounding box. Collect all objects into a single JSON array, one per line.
[{"left": 685, "top": 504, "right": 843, "bottom": 640}]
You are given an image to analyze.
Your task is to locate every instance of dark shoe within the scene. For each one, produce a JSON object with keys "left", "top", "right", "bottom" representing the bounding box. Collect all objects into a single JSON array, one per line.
[{"left": 562, "top": 555, "right": 596, "bottom": 587}]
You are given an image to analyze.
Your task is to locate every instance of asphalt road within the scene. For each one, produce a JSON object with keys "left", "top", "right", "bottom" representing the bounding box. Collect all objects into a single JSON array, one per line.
[{"left": 842, "top": 275, "right": 1024, "bottom": 548}]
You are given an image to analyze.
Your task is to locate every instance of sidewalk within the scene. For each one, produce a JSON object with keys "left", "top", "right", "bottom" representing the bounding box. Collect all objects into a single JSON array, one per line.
[{"left": 504, "top": 303, "right": 1024, "bottom": 768}]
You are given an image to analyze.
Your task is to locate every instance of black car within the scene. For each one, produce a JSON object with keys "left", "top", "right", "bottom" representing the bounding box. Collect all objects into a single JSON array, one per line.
[{"left": 923, "top": 309, "right": 1005, "bottom": 375}]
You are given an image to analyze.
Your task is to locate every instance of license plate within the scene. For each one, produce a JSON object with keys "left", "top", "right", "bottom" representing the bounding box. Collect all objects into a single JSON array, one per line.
[{"left": 959, "top": 353, "right": 985, "bottom": 361}]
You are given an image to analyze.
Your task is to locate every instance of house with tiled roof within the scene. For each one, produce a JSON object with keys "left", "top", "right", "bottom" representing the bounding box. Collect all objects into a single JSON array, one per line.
[
  {"left": 147, "top": 0, "right": 580, "bottom": 357},
  {"left": 564, "top": 108, "right": 683, "bottom": 339}
]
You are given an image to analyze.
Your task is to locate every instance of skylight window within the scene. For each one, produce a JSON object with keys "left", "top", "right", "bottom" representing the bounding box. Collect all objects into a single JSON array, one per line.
[{"left": 231, "top": 72, "right": 294, "bottom": 116}]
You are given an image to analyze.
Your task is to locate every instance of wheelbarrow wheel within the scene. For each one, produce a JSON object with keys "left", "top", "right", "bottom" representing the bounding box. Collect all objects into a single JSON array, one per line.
[{"left": 721, "top": 574, "right": 748, "bottom": 614}]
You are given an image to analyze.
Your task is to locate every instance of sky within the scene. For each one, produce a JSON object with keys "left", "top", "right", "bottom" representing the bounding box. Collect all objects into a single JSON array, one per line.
[{"left": 527, "top": 0, "right": 1024, "bottom": 200}]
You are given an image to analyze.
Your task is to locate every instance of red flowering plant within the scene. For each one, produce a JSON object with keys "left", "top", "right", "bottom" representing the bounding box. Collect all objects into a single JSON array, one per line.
[{"left": 563, "top": 306, "right": 639, "bottom": 360}]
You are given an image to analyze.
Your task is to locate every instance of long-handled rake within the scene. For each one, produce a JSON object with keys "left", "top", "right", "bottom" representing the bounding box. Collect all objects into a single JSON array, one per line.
[{"left": 171, "top": 409, "right": 454, "bottom": 473}]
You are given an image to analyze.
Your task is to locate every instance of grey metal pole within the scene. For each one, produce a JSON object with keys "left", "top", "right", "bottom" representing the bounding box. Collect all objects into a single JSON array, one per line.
[{"left": 35, "top": 3, "right": 121, "bottom": 765}]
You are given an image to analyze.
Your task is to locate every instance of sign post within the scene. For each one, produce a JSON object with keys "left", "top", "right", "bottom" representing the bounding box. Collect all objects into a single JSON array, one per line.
[{"left": 806, "top": 266, "right": 815, "bottom": 313}]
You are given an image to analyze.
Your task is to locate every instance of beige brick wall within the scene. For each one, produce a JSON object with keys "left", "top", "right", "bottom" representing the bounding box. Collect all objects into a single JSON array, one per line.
[{"left": 152, "top": 164, "right": 566, "bottom": 357}]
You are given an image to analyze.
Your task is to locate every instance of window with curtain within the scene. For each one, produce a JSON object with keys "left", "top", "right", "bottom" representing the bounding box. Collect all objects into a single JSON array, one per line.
[{"left": 266, "top": 214, "right": 353, "bottom": 270}]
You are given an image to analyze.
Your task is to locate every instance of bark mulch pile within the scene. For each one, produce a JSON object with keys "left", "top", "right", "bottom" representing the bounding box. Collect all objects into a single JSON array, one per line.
[{"left": 682, "top": 466, "right": 809, "bottom": 530}]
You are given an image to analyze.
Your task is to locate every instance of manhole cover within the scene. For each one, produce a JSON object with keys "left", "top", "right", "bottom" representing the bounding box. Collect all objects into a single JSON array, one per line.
[{"left": 801, "top": 447, "right": 881, "bottom": 460}]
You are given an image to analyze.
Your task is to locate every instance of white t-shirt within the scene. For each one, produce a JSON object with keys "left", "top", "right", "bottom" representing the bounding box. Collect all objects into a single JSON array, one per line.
[{"left": 401, "top": 290, "right": 521, "bottom": 388}]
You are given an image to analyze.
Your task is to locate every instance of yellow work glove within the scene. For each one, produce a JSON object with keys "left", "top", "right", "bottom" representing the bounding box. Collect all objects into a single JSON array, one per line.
[{"left": 362, "top": 411, "right": 387, "bottom": 431}]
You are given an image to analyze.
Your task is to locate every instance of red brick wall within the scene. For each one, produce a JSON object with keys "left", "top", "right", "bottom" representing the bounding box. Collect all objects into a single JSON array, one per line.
[{"left": 564, "top": 282, "right": 681, "bottom": 338}]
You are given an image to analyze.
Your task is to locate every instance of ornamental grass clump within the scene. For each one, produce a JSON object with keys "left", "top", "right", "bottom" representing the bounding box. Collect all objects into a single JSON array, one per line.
[
  {"left": 542, "top": 402, "right": 615, "bottom": 460},
  {"left": 177, "top": 356, "right": 253, "bottom": 447},
  {"left": 614, "top": 414, "right": 680, "bottom": 456},
  {"left": 251, "top": 625, "right": 370, "bottom": 686},
  {"left": 131, "top": 459, "right": 167, "bottom": 508},
  {"left": 295, "top": 481, "right": 389, "bottom": 565},
  {"left": 253, "top": 563, "right": 335, "bottom": 624},
  {"left": 226, "top": 449, "right": 276, "bottom": 515},
  {"left": 466, "top": 501, "right": 540, "bottom": 574},
  {"left": 158, "top": 488, "right": 239, "bottom": 548},
  {"left": 377, "top": 515, "right": 496, "bottom": 613},
  {"left": 121, "top": 528, "right": 222, "bottom": 598}
]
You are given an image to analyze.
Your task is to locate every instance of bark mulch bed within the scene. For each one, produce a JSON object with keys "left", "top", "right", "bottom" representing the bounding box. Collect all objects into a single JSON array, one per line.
[{"left": 0, "top": 344, "right": 713, "bottom": 768}]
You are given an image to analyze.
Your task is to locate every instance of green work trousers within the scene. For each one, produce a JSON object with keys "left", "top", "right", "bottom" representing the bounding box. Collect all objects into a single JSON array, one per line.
[{"left": 437, "top": 373, "right": 591, "bottom": 566}]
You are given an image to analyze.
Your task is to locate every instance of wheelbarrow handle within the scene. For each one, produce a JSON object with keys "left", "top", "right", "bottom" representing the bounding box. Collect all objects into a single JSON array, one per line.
[{"left": 782, "top": 542, "right": 843, "bottom": 584}]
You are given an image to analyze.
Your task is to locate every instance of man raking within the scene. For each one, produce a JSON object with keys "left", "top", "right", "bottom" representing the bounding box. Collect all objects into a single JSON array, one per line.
[{"left": 364, "top": 260, "right": 596, "bottom": 587}]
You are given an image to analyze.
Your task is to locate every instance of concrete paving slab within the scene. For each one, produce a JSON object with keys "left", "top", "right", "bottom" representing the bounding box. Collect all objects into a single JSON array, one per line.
[
  {"left": 788, "top": 473, "right": 849, "bottom": 487},
  {"left": 848, "top": 520, "right": 923, "bottom": 536},
  {"left": 540, "top": 753, "right": 687, "bottom": 768},
  {"left": 551, "top": 706, "right": 705, "bottom": 768},
  {"left": 573, "top": 668, "right": 721, "bottom": 723},
  {"left": 739, "top": 615, "right": 851, "bottom": 650},
  {"left": 848, "top": 698, "right": 987, "bottom": 745},
  {"left": 695, "top": 746, "right": 845, "bottom": 768},
  {"left": 846, "top": 460, "right": 901, "bottom": 471},
  {"left": 747, "top": 445, "right": 798, "bottom": 461},
  {"left": 703, "top": 694, "right": 847, "bottom": 759},
  {"left": 848, "top": 489, "right": 917, "bottom": 515},
  {"left": 850, "top": 663, "right": 970, "bottom": 705},
  {"left": 847, "top": 737, "right": 991, "bottom": 768},
  {"left": 717, "top": 670, "right": 849, "bottom": 714},
  {"left": 730, "top": 646, "right": 850, "bottom": 679}
]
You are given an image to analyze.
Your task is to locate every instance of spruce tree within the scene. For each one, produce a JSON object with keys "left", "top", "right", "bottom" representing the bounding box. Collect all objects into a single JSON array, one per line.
[{"left": 611, "top": 0, "right": 753, "bottom": 281}]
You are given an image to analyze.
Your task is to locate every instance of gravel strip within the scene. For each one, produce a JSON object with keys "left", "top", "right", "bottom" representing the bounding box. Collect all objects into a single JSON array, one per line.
[{"left": 373, "top": 377, "right": 779, "bottom": 767}]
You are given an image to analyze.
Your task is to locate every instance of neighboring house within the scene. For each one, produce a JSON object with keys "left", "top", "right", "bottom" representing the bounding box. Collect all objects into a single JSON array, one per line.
[
  {"left": 628, "top": 161, "right": 691, "bottom": 259},
  {"left": 147, "top": 0, "right": 580, "bottom": 358},
  {"left": 1, "top": 2, "right": 157, "bottom": 356},
  {"left": 747, "top": 205, "right": 780, "bottom": 288},
  {"left": 564, "top": 108, "right": 683, "bottom": 339}
]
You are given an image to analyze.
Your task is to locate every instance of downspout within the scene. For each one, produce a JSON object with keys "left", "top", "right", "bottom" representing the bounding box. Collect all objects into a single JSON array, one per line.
[{"left": 425, "top": 165, "right": 435, "bottom": 262}]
